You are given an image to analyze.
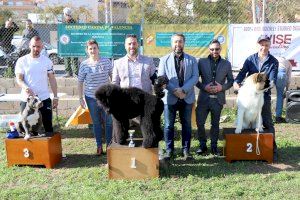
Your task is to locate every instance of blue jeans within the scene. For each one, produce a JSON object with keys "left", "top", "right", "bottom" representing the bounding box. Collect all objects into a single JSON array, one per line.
[
  {"left": 164, "top": 100, "right": 193, "bottom": 153},
  {"left": 85, "top": 96, "right": 112, "bottom": 148},
  {"left": 275, "top": 68, "right": 287, "bottom": 118}
]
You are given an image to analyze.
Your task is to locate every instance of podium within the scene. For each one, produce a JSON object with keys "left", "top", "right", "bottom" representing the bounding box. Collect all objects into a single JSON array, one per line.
[
  {"left": 224, "top": 129, "right": 273, "bottom": 163},
  {"left": 5, "top": 133, "right": 62, "bottom": 168},
  {"left": 107, "top": 141, "right": 159, "bottom": 180}
]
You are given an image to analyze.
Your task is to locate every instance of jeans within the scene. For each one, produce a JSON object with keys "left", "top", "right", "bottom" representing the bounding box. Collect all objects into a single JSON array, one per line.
[
  {"left": 20, "top": 98, "right": 53, "bottom": 133},
  {"left": 85, "top": 96, "right": 112, "bottom": 148},
  {"left": 275, "top": 68, "right": 287, "bottom": 118},
  {"left": 163, "top": 100, "right": 193, "bottom": 153},
  {"left": 196, "top": 98, "right": 223, "bottom": 149}
]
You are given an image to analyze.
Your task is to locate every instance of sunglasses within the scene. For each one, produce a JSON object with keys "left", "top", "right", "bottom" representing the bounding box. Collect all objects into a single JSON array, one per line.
[{"left": 209, "top": 48, "right": 220, "bottom": 51}]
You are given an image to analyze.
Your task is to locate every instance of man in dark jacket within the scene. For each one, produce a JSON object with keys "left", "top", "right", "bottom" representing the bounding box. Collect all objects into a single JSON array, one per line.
[
  {"left": 234, "top": 35, "right": 279, "bottom": 162},
  {"left": 0, "top": 18, "right": 19, "bottom": 54},
  {"left": 196, "top": 39, "right": 234, "bottom": 156},
  {"left": 22, "top": 19, "right": 39, "bottom": 40}
]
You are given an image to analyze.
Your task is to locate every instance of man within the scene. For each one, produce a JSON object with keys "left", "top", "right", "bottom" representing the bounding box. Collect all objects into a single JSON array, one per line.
[
  {"left": 15, "top": 36, "right": 58, "bottom": 134},
  {"left": 158, "top": 33, "right": 198, "bottom": 160},
  {"left": 0, "top": 18, "right": 19, "bottom": 54},
  {"left": 234, "top": 35, "right": 278, "bottom": 161},
  {"left": 22, "top": 19, "right": 39, "bottom": 40},
  {"left": 112, "top": 34, "right": 156, "bottom": 94},
  {"left": 196, "top": 39, "right": 234, "bottom": 156},
  {"left": 63, "top": 7, "right": 78, "bottom": 77}
]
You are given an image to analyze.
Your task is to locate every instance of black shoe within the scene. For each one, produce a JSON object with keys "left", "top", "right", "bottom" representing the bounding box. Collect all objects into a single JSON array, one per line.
[
  {"left": 211, "top": 147, "right": 220, "bottom": 156},
  {"left": 164, "top": 151, "right": 174, "bottom": 161},
  {"left": 196, "top": 146, "right": 208, "bottom": 155},
  {"left": 275, "top": 117, "right": 286, "bottom": 123},
  {"left": 182, "top": 151, "right": 193, "bottom": 161}
]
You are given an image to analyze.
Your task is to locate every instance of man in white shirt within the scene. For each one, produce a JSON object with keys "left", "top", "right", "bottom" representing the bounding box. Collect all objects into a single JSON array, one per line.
[{"left": 15, "top": 36, "right": 58, "bottom": 134}]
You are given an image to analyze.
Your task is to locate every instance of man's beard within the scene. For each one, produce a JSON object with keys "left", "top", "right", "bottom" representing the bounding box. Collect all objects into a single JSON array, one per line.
[{"left": 174, "top": 47, "right": 183, "bottom": 55}]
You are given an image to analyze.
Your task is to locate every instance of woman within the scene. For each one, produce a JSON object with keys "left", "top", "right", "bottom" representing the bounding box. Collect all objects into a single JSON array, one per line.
[{"left": 78, "top": 39, "right": 112, "bottom": 155}]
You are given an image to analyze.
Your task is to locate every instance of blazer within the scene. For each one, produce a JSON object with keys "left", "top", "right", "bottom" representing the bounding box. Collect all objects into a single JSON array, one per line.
[
  {"left": 158, "top": 52, "right": 199, "bottom": 105},
  {"left": 196, "top": 56, "right": 234, "bottom": 105},
  {"left": 112, "top": 55, "right": 156, "bottom": 94}
]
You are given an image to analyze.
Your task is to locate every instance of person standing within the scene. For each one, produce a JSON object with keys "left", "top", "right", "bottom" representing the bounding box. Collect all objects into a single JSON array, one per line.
[
  {"left": 0, "top": 18, "right": 19, "bottom": 54},
  {"left": 112, "top": 34, "right": 156, "bottom": 94},
  {"left": 158, "top": 33, "right": 198, "bottom": 160},
  {"left": 78, "top": 39, "right": 112, "bottom": 156},
  {"left": 15, "top": 36, "right": 58, "bottom": 134},
  {"left": 22, "top": 19, "right": 39, "bottom": 40},
  {"left": 195, "top": 39, "right": 234, "bottom": 156},
  {"left": 275, "top": 56, "right": 292, "bottom": 123},
  {"left": 234, "top": 35, "right": 279, "bottom": 162},
  {"left": 63, "top": 7, "right": 78, "bottom": 77}
]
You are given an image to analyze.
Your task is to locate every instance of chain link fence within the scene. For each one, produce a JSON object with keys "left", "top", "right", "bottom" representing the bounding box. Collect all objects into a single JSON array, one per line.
[{"left": 0, "top": 0, "right": 299, "bottom": 77}]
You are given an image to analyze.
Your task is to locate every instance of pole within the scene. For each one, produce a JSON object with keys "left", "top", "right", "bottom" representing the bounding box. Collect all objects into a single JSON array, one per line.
[
  {"left": 109, "top": 0, "right": 113, "bottom": 23},
  {"left": 262, "top": 0, "right": 266, "bottom": 23},
  {"left": 252, "top": 0, "right": 257, "bottom": 24}
]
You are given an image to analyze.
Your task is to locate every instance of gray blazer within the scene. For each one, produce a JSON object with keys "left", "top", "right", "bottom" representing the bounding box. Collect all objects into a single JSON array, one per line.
[
  {"left": 158, "top": 52, "right": 199, "bottom": 105},
  {"left": 196, "top": 57, "right": 234, "bottom": 105}
]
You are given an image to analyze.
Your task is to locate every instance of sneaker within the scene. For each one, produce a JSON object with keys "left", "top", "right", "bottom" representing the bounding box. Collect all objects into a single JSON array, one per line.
[
  {"left": 196, "top": 146, "right": 208, "bottom": 155},
  {"left": 275, "top": 117, "right": 286, "bottom": 123},
  {"left": 211, "top": 147, "right": 220, "bottom": 156},
  {"left": 96, "top": 147, "right": 103, "bottom": 156},
  {"left": 164, "top": 151, "right": 174, "bottom": 161},
  {"left": 182, "top": 151, "right": 193, "bottom": 161}
]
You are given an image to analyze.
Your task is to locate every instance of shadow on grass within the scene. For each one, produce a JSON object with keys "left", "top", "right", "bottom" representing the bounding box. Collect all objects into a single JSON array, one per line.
[
  {"left": 160, "top": 146, "right": 300, "bottom": 178},
  {"left": 56, "top": 154, "right": 108, "bottom": 168},
  {"left": 59, "top": 128, "right": 95, "bottom": 139}
]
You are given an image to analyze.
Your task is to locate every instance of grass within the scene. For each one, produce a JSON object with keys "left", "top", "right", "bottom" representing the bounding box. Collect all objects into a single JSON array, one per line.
[{"left": 0, "top": 111, "right": 299, "bottom": 200}]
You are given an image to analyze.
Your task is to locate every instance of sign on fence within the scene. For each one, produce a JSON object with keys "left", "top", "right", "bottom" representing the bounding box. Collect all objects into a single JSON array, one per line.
[
  {"left": 143, "top": 24, "right": 228, "bottom": 58},
  {"left": 228, "top": 23, "right": 300, "bottom": 70},
  {"left": 57, "top": 24, "right": 141, "bottom": 58}
]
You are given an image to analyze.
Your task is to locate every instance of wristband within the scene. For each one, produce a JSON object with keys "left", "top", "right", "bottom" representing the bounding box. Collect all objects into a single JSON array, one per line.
[{"left": 53, "top": 97, "right": 59, "bottom": 100}]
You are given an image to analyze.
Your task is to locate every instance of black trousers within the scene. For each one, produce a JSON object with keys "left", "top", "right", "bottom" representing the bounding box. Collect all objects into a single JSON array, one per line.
[{"left": 20, "top": 98, "right": 53, "bottom": 133}]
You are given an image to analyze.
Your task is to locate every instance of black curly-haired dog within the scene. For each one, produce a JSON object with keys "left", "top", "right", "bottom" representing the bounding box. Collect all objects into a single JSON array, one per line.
[{"left": 95, "top": 76, "right": 168, "bottom": 148}]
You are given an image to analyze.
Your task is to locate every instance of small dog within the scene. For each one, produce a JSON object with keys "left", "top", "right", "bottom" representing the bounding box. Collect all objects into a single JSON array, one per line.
[
  {"left": 95, "top": 76, "right": 168, "bottom": 148},
  {"left": 235, "top": 73, "right": 270, "bottom": 134},
  {"left": 16, "top": 96, "right": 43, "bottom": 140}
]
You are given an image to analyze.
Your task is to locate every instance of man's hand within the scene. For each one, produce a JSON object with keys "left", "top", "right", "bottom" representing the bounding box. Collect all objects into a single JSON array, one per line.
[
  {"left": 25, "top": 87, "right": 35, "bottom": 96},
  {"left": 52, "top": 98, "right": 58, "bottom": 109},
  {"left": 79, "top": 97, "right": 86, "bottom": 109},
  {"left": 173, "top": 88, "right": 186, "bottom": 99},
  {"left": 233, "top": 82, "right": 240, "bottom": 92}
]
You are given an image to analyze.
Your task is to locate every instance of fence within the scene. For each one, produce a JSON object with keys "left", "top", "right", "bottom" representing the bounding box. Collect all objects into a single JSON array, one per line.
[{"left": 0, "top": 0, "right": 299, "bottom": 76}]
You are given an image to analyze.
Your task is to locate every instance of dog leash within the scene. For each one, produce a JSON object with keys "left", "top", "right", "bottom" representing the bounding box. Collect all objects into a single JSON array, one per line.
[{"left": 255, "top": 128, "right": 261, "bottom": 156}]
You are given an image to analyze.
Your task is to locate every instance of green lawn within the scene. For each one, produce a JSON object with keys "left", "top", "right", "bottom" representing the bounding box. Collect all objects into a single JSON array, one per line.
[{"left": 0, "top": 118, "right": 299, "bottom": 199}]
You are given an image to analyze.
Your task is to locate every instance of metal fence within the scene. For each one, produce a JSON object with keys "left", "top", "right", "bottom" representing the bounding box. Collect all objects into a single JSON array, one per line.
[{"left": 0, "top": 0, "right": 299, "bottom": 76}]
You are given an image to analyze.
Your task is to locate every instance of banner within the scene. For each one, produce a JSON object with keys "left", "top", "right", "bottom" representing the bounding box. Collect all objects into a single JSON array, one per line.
[
  {"left": 228, "top": 23, "right": 300, "bottom": 70},
  {"left": 57, "top": 24, "right": 141, "bottom": 58},
  {"left": 143, "top": 24, "right": 228, "bottom": 58}
]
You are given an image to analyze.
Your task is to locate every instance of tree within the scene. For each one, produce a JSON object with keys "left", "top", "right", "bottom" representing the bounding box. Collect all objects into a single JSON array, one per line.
[{"left": 0, "top": 9, "right": 14, "bottom": 25}]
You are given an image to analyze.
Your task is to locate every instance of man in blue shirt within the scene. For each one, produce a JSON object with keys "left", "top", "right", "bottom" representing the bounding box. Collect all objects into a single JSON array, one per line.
[{"left": 233, "top": 35, "right": 279, "bottom": 162}]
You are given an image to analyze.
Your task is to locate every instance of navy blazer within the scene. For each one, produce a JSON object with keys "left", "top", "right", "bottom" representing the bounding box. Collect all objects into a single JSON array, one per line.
[
  {"left": 196, "top": 56, "right": 234, "bottom": 105},
  {"left": 235, "top": 53, "right": 278, "bottom": 98}
]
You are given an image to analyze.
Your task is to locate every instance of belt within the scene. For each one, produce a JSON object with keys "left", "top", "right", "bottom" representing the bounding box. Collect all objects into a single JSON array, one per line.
[{"left": 209, "top": 95, "right": 217, "bottom": 98}]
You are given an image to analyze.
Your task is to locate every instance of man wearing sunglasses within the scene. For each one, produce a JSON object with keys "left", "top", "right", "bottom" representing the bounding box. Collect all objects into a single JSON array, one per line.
[{"left": 196, "top": 39, "right": 234, "bottom": 156}]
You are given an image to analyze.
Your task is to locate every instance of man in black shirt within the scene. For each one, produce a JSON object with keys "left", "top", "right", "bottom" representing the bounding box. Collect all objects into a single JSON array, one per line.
[{"left": 0, "top": 18, "right": 19, "bottom": 54}]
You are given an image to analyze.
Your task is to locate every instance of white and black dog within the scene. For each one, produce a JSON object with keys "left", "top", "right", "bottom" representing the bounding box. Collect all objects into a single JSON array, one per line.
[
  {"left": 16, "top": 96, "right": 43, "bottom": 140},
  {"left": 235, "top": 73, "right": 271, "bottom": 134}
]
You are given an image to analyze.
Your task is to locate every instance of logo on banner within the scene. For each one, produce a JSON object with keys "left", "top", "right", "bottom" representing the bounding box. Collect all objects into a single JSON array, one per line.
[
  {"left": 217, "top": 35, "right": 225, "bottom": 44},
  {"left": 60, "top": 34, "right": 70, "bottom": 45}
]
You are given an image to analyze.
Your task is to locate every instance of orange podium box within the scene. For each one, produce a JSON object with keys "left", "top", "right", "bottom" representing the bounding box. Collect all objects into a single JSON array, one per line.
[
  {"left": 5, "top": 133, "right": 62, "bottom": 168},
  {"left": 224, "top": 131, "right": 273, "bottom": 163},
  {"left": 107, "top": 142, "right": 159, "bottom": 180}
]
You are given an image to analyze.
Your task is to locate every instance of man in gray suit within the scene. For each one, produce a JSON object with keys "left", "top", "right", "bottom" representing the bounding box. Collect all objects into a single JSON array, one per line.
[
  {"left": 196, "top": 39, "right": 233, "bottom": 156},
  {"left": 158, "top": 33, "right": 199, "bottom": 160}
]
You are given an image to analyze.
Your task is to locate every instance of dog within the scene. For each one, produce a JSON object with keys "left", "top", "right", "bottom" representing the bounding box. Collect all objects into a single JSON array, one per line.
[
  {"left": 16, "top": 96, "right": 43, "bottom": 140},
  {"left": 95, "top": 76, "right": 168, "bottom": 148},
  {"left": 235, "top": 73, "right": 270, "bottom": 134}
]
